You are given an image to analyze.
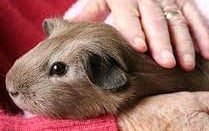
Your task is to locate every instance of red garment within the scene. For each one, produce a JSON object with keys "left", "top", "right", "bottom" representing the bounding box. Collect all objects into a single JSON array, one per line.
[
  {"left": 0, "top": 112, "right": 117, "bottom": 131},
  {"left": 0, "top": 0, "right": 118, "bottom": 130}
]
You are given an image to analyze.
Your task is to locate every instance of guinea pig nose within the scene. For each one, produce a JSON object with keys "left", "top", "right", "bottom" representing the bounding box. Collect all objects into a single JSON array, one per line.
[{"left": 10, "top": 91, "right": 19, "bottom": 97}]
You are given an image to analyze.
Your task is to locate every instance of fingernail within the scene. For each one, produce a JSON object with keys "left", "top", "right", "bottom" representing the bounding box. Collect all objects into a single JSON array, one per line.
[
  {"left": 134, "top": 37, "right": 147, "bottom": 52},
  {"left": 183, "top": 54, "right": 195, "bottom": 68},
  {"left": 160, "top": 50, "right": 176, "bottom": 67}
]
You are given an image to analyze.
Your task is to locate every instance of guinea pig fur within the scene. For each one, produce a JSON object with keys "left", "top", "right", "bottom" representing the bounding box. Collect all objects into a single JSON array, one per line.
[{"left": 5, "top": 18, "right": 209, "bottom": 119}]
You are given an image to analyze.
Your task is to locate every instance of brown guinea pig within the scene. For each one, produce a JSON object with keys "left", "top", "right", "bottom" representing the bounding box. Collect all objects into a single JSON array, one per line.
[{"left": 5, "top": 18, "right": 209, "bottom": 119}]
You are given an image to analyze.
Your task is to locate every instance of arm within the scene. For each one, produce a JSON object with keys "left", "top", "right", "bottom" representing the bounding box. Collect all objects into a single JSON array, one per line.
[{"left": 118, "top": 92, "right": 209, "bottom": 131}]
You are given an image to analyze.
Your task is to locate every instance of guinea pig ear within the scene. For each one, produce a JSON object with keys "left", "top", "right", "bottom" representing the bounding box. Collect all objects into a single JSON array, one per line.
[
  {"left": 42, "top": 18, "right": 67, "bottom": 36},
  {"left": 42, "top": 18, "right": 55, "bottom": 36},
  {"left": 81, "top": 53, "right": 128, "bottom": 90}
]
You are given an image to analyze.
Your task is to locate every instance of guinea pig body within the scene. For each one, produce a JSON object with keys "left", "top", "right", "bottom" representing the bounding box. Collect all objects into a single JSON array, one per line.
[{"left": 5, "top": 19, "right": 209, "bottom": 119}]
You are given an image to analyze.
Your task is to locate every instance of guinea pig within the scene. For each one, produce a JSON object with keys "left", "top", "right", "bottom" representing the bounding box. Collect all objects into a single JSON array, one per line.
[{"left": 5, "top": 18, "right": 209, "bottom": 119}]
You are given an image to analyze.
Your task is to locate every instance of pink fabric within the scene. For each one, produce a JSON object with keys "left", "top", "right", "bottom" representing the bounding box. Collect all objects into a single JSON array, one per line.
[
  {"left": 0, "top": 0, "right": 118, "bottom": 130},
  {"left": 0, "top": 111, "right": 117, "bottom": 131}
]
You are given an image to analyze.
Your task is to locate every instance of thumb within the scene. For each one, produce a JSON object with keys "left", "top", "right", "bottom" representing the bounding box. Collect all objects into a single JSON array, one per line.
[{"left": 64, "top": 0, "right": 110, "bottom": 22}]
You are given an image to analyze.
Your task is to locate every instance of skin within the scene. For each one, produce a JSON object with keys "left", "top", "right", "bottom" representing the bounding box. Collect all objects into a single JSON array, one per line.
[
  {"left": 118, "top": 92, "right": 209, "bottom": 131},
  {"left": 67, "top": 0, "right": 209, "bottom": 71}
]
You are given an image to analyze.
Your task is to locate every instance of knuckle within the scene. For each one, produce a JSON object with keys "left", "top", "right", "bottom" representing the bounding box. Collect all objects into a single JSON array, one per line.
[
  {"left": 97, "top": 0, "right": 108, "bottom": 12},
  {"left": 179, "top": 40, "right": 194, "bottom": 54},
  {"left": 163, "top": 3, "right": 178, "bottom": 11},
  {"left": 177, "top": 0, "right": 190, "bottom": 10},
  {"left": 129, "top": 8, "right": 140, "bottom": 18},
  {"left": 86, "top": 0, "right": 106, "bottom": 13},
  {"left": 169, "top": 16, "right": 187, "bottom": 27},
  {"left": 145, "top": 13, "right": 167, "bottom": 25}
]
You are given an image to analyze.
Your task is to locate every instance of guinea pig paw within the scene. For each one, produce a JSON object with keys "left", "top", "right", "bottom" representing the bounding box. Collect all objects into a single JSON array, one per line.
[{"left": 23, "top": 111, "right": 37, "bottom": 118}]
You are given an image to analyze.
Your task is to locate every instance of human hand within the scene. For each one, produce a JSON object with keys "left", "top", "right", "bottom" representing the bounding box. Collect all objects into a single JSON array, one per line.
[
  {"left": 117, "top": 92, "right": 209, "bottom": 131},
  {"left": 64, "top": 0, "right": 209, "bottom": 71}
]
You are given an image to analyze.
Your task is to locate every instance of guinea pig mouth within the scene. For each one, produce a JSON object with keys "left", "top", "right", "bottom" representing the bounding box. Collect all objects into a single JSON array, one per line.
[
  {"left": 10, "top": 98, "right": 38, "bottom": 118},
  {"left": 8, "top": 94, "right": 35, "bottom": 115}
]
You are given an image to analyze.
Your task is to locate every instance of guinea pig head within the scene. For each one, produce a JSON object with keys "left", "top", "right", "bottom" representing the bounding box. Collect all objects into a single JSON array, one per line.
[{"left": 5, "top": 19, "right": 136, "bottom": 119}]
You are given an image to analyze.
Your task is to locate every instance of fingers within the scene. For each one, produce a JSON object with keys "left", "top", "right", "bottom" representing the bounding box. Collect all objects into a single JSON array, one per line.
[
  {"left": 106, "top": 0, "right": 147, "bottom": 52},
  {"left": 65, "top": 0, "right": 110, "bottom": 22},
  {"left": 161, "top": 1, "right": 195, "bottom": 70},
  {"left": 67, "top": 0, "right": 208, "bottom": 71},
  {"left": 138, "top": 0, "right": 176, "bottom": 68},
  {"left": 177, "top": 0, "right": 209, "bottom": 60}
]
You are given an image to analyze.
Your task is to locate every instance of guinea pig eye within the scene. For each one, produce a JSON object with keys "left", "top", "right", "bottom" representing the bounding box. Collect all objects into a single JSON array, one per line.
[{"left": 49, "top": 62, "right": 68, "bottom": 76}]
